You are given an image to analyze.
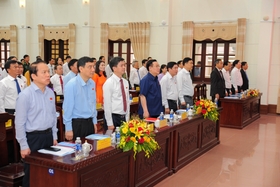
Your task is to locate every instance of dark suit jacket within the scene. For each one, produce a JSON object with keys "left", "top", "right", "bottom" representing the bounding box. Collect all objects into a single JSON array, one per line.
[
  {"left": 240, "top": 69, "right": 249, "bottom": 90},
  {"left": 210, "top": 68, "right": 226, "bottom": 98}
]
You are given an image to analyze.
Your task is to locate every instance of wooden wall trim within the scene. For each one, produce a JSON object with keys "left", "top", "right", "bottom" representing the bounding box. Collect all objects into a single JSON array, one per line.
[{"left": 260, "top": 104, "right": 278, "bottom": 114}]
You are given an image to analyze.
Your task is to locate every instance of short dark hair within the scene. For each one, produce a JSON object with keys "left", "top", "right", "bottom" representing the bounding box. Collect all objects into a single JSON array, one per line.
[
  {"left": 29, "top": 60, "right": 46, "bottom": 81},
  {"left": 142, "top": 59, "right": 148, "bottom": 65},
  {"left": 77, "top": 56, "right": 93, "bottom": 73},
  {"left": 109, "top": 57, "right": 125, "bottom": 72},
  {"left": 23, "top": 54, "right": 29, "bottom": 59},
  {"left": 167, "top": 61, "right": 177, "bottom": 70},
  {"left": 8, "top": 56, "right": 17, "bottom": 60},
  {"left": 92, "top": 57, "right": 96, "bottom": 61},
  {"left": 160, "top": 64, "right": 167, "bottom": 74},
  {"left": 99, "top": 56, "right": 105, "bottom": 61},
  {"left": 17, "top": 61, "right": 23, "bottom": 66},
  {"left": 65, "top": 55, "right": 71, "bottom": 60},
  {"left": 223, "top": 61, "right": 231, "bottom": 67},
  {"left": 215, "top": 59, "right": 222, "bottom": 65},
  {"left": 95, "top": 60, "right": 107, "bottom": 77},
  {"left": 146, "top": 59, "right": 157, "bottom": 72},
  {"left": 4, "top": 60, "right": 18, "bottom": 72},
  {"left": 177, "top": 60, "right": 182, "bottom": 65},
  {"left": 232, "top": 60, "right": 240, "bottom": 67},
  {"left": 241, "top": 61, "right": 247, "bottom": 67},
  {"left": 182, "top": 57, "right": 192, "bottom": 65},
  {"left": 54, "top": 64, "right": 62, "bottom": 70},
  {"left": 68, "top": 59, "right": 78, "bottom": 69}
]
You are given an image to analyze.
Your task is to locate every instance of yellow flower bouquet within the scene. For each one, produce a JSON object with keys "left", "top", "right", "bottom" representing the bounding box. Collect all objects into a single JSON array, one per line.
[
  {"left": 118, "top": 119, "right": 160, "bottom": 159},
  {"left": 247, "top": 89, "right": 259, "bottom": 97},
  {"left": 193, "top": 99, "right": 219, "bottom": 122}
]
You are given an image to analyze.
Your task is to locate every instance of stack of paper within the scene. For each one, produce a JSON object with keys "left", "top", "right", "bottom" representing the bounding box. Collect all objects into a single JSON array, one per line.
[{"left": 38, "top": 146, "right": 75, "bottom": 157}]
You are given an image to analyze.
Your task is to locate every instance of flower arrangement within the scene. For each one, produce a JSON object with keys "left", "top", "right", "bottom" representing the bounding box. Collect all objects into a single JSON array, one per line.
[
  {"left": 247, "top": 89, "right": 259, "bottom": 97},
  {"left": 193, "top": 99, "right": 219, "bottom": 122},
  {"left": 118, "top": 119, "right": 160, "bottom": 159}
]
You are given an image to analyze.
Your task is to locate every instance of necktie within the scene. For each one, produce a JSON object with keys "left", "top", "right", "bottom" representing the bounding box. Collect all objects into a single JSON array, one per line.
[
  {"left": 14, "top": 78, "right": 21, "bottom": 94},
  {"left": 59, "top": 75, "right": 63, "bottom": 92},
  {"left": 137, "top": 70, "right": 141, "bottom": 81},
  {"left": 120, "top": 79, "right": 127, "bottom": 112},
  {"left": 219, "top": 70, "right": 224, "bottom": 79}
]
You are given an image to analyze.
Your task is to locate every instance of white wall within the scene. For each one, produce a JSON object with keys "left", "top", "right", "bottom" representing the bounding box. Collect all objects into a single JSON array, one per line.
[{"left": 0, "top": 0, "right": 279, "bottom": 105}]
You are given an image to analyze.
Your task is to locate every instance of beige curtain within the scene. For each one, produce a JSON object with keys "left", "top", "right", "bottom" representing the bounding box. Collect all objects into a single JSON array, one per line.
[
  {"left": 0, "top": 25, "right": 18, "bottom": 57},
  {"left": 182, "top": 21, "right": 194, "bottom": 58},
  {"left": 128, "top": 22, "right": 150, "bottom": 61},
  {"left": 38, "top": 23, "right": 76, "bottom": 60},
  {"left": 277, "top": 83, "right": 280, "bottom": 113},
  {"left": 108, "top": 25, "right": 130, "bottom": 41},
  {"left": 100, "top": 23, "right": 109, "bottom": 64},
  {"left": 236, "top": 18, "right": 247, "bottom": 61}
]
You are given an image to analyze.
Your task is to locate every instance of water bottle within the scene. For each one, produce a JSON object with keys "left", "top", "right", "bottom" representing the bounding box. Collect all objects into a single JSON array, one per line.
[
  {"left": 159, "top": 112, "right": 164, "bottom": 120},
  {"left": 169, "top": 109, "right": 174, "bottom": 121},
  {"left": 214, "top": 98, "right": 218, "bottom": 108},
  {"left": 186, "top": 104, "right": 190, "bottom": 111},
  {"left": 75, "top": 137, "right": 82, "bottom": 159},
  {"left": 115, "top": 127, "right": 120, "bottom": 145},
  {"left": 129, "top": 94, "right": 132, "bottom": 101}
]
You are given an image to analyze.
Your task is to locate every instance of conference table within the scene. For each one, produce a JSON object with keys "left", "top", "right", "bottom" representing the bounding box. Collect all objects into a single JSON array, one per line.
[
  {"left": 220, "top": 94, "right": 262, "bottom": 129},
  {"left": 25, "top": 112, "right": 221, "bottom": 187}
]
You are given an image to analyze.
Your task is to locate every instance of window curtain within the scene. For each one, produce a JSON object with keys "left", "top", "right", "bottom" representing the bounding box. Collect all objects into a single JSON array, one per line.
[
  {"left": 236, "top": 18, "right": 247, "bottom": 61},
  {"left": 38, "top": 23, "right": 76, "bottom": 60},
  {"left": 0, "top": 25, "right": 17, "bottom": 56},
  {"left": 277, "top": 82, "right": 280, "bottom": 113},
  {"left": 128, "top": 22, "right": 150, "bottom": 61},
  {"left": 100, "top": 23, "right": 109, "bottom": 64},
  {"left": 182, "top": 18, "right": 246, "bottom": 60},
  {"left": 182, "top": 21, "right": 194, "bottom": 58}
]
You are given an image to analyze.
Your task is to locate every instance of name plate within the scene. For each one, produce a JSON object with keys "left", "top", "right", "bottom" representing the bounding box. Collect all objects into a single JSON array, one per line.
[
  {"left": 5, "top": 119, "right": 12, "bottom": 128},
  {"left": 56, "top": 96, "right": 60, "bottom": 101},
  {"left": 148, "top": 123, "right": 154, "bottom": 132},
  {"left": 159, "top": 119, "right": 167, "bottom": 128},
  {"left": 181, "top": 112, "right": 188, "bottom": 120},
  {"left": 136, "top": 87, "right": 140, "bottom": 91},
  {"left": 95, "top": 137, "right": 112, "bottom": 151},
  {"left": 132, "top": 97, "right": 139, "bottom": 102}
]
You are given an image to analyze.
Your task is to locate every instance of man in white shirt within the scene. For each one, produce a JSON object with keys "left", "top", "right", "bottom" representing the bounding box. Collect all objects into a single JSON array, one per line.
[
  {"left": 177, "top": 57, "right": 194, "bottom": 108},
  {"left": 222, "top": 61, "right": 232, "bottom": 95},
  {"left": 63, "top": 59, "right": 78, "bottom": 88},
  {"left": 103, "top": 57, "right": 130, "bottom": 131},
  {"left": 47, "top": 58, "right": 55, "bottom": 77},
  {"left": 139, "top": 59, "right": 148, "bottom": 79},
  {"left": 50, "top": 64, "right": 64, "bottom": 95},
  {"left": 18, "top": 61, "right": 27, "bottom": 87},
  {"left": 160, "top": 62, "right": 179, "bottom": 114},
  {"left": 231, "top": 60, "right": 243, "bottom": 94},
  {"left": 177, "top": 60, "right": 183, "bottom": 72},
  {"left": 63, "top": 55, "right": 71, "bottom": 76},
  {"left": 0, "top": 61, "right": 7, "bottom": 81},
  {"left": 0, "top": 60, "right": 25, "bottom": 114},
  {"left": 129, "top": 60, "right": 140, "bottom": 90}
]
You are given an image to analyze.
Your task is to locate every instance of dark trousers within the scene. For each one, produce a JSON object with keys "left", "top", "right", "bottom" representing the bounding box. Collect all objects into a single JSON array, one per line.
[
  {"left": 72, "top": 118, "right": 94, "bottom": 140},
  {"left": 231, "top": 85, "right": 241, "bottom": 94},
  {"left": 23, "top": 130, "right": 53, "bottom": 187},
  {"left": 226, "top": 88, "right": 231, "bottom": 95},
  {"left": 103, "top": 114, "right": 126, "bottom": 131},
  {"left": 167, "top": 99, "right": 178, "bottom": 112},
  {"left": 5, "top": 108, "right": 15, "bottom": 114},
  {"left": 179, "top": 95, "right": 193, "bottom": 109}
]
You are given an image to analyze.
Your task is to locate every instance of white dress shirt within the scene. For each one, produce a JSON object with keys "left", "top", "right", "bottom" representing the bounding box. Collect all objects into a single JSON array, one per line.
[
  {"left": 139, "top": 66, "right": 148, "bottom": 79},
  {"left": 177, "top": 68, "right": 194, "bottom": 103},
  {"left": 47, "top": 64, "right": 55, "bottom": 77},
  {"left": 160, "top": 72, "right": 179, "bottom": 108},
  {"left": 222, "top": 68, "right": 231, "bottom": 89},
  {"left": 0, "top": 74, "right": 25, "bottom": 112},
  {"left": 0, "top": 68, "right": 7, "bottom": 81},
  {"left": 231, "top": 67, "right": 243, "bottom": 90},
  {"left": 50, "top": 74, "right": 64, "bottom": 95},
  {"left": 103, "top": 73, "right": 130, "bottom": 127},
  {"left": 18, "top": 74, "right": 27, "bottom": 88},
  {"left": 129, "top": 67, "right": 140, "bottom": 88},
  {"left": 178, "top": 67, "right": 182, "bottom": 72},
  {"left": 63, "top": 63, "right": 70, "bottom": 76},
  {"left": 105, "top": 64, "right": 113, "bottom": 78}
]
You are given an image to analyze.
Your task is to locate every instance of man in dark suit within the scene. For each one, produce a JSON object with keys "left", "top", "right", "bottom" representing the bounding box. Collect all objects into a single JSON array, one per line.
[
  {"left": 210, "top": 59, "right": 226, "bottom": 107},
  {"left": 241, "top": 61, "right": 249, "bottom": 91}
]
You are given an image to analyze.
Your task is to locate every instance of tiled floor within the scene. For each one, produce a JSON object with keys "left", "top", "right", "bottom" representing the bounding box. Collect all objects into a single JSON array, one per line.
[{"left": 155, "top": 114, "right": 280, "bottom": 187}]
